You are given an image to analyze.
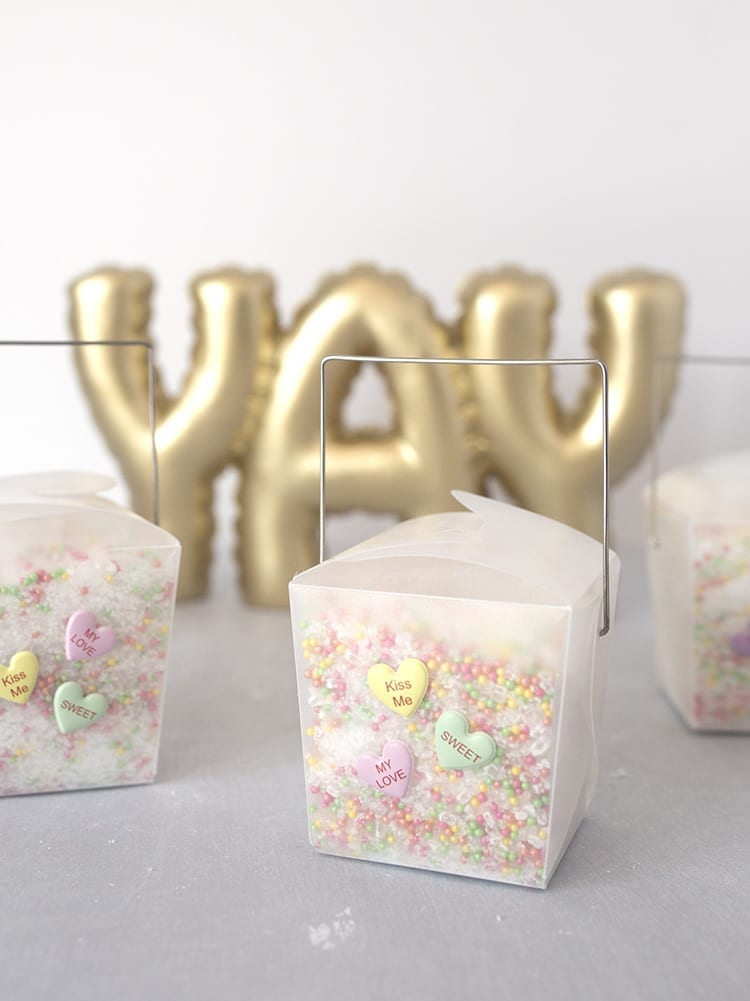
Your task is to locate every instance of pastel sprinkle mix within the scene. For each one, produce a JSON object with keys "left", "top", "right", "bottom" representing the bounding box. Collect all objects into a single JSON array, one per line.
[
  {"left": 0, "top": 543, "right": 175, "bottom": 795},
  {"left": 692, "top": 524, "right": 750, "bottom": 727},
  {"left": 300, "top": 615, "right": 557, "bottom": 888}
]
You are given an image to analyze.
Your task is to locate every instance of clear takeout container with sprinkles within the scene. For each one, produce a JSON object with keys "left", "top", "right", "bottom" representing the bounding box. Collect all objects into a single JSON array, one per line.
[
  {"left": 290, "top": 490, "right": 620, "bottom": 888},
  {"left": 0, "top": 471, "right": 180, "bottom": 796},
  {"left": 646, "top": 450, "right": 750, "bottom": 731}
]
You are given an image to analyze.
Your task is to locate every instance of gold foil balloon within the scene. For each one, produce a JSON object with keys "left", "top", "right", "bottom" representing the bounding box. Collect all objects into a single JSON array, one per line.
[
  {"left": 70, "top": 267, "right": 276, "bottom": 598},
  {"left": 71, "top": 262, "right": 684, "bottom": 605},
  {"left": 458, "top": 267, "right": 685, "bottom": 538},
  {"left": 238, "top": 266, "right": 481, "bottom": 606}
]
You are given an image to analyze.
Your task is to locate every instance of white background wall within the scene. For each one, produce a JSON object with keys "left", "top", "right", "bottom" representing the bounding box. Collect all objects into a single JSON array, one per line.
[{"left": 1, "top": 0, "right": 749, "bottom": 576}]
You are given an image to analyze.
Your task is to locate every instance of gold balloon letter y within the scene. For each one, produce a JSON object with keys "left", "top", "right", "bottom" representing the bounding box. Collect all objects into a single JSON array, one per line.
[
  {"left": 459, "top": 267, "right": 685, "bottom": 538},
  {"left": 70, "top": 267, "right": 275, "bottom": 597}
]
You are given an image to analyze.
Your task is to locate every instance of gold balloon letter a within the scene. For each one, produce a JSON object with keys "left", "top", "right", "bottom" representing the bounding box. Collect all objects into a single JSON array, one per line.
[
  {"left": 239, "top": 267, "right": 480, "bottom": 605},
  {"left": 459, "top": 268, "right": 684, "bottom": 537},
  {"left": 70, "top": 267, "right": 275, "bottom": 598}
]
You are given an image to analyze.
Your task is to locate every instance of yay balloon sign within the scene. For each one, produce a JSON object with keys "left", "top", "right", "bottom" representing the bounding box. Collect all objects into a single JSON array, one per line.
[{"left": 69, "top": 264, "right": 684, "bottom": 605}]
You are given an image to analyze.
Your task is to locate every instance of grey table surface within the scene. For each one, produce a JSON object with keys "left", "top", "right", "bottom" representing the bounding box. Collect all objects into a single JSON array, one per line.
[{"left": 3, "top": 548, "right": 748, "bottom": 1001}]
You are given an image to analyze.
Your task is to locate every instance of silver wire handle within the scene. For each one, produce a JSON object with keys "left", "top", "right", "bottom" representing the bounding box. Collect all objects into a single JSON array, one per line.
[
  {"left": 0, "top": 339, "right": 160, "bottom": 525},
  {"left": 648, "top": 353, "right": 750, "bottom": 549},
  {"left": 320, "top": 355, "right": 611, "bottom": 637}
]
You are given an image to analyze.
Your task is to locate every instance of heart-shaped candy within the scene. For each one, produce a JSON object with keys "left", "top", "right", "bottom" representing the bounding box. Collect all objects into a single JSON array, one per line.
[
  {"left": 356, "top": 740, "right": 413, "bottom": 799},
  {"left": 367, "top": 658, "right": 429, "bottom": 717},
  {"left": 435, "top": 710, "right": 496, "bottom": 769},
  {"left": 0, "top": 651, "right": 39, "bottom": 705},
  {"left": 53, "top": 681, "right": 108, "bottom": 733},
  {"left": 730, "top": 627, "right": 750, "bottom": 658},
  {"left": 65, "top": 609, "right": 117, "bottom": 661}
]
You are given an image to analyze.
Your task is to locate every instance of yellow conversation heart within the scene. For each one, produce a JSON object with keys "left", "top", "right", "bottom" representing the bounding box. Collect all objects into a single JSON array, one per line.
[
  {"left": 367, "top": 658, "right": 429, "bottom": 717},
  {"left": 0, "top": 651, "right": 40, "bottom": 705}
]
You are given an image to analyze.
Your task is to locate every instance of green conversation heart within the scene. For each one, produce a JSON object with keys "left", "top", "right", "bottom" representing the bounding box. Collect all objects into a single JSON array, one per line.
[
  {"left": 435, "top": 710, "right": 496, "bottom": 769},
  {"left": 53, "top": 681, "right": 108, "bottom": 734}
]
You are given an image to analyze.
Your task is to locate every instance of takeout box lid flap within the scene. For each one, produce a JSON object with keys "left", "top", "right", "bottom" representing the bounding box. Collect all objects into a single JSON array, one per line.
[
  {"left": 0, "top": 471, "right": 178, "bottom": 547},
  {"left": 295, "top": 491, "right": 617, "bottom": 607},
  {"left": 645, "top": 449, "right": 750, "bottom": 520}
]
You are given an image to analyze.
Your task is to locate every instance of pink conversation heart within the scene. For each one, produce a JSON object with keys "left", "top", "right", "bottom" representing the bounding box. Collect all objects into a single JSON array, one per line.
[
  {"left": 355, "top": 740, "right": 413, "bottom": 800},
  {"left": 730, "top": 627, "right": 750, "bottom": 658},
  {"left": 65, "top": 609, "right": 117, "bottom": 661}
]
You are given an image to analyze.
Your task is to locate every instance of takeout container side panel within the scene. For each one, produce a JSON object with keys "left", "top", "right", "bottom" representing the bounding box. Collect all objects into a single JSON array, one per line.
[
  {"left": 645, "top": 453, "right": 750, "bottom": 732},
  {"left": 290, "top": 493, "right": 619, "bottom": 887},
  {"left": 0, "top": 474, "right": 181, "bottom": 796},
  {"left": 645, "top": 504, "right": 695, "bottom": 724}
]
